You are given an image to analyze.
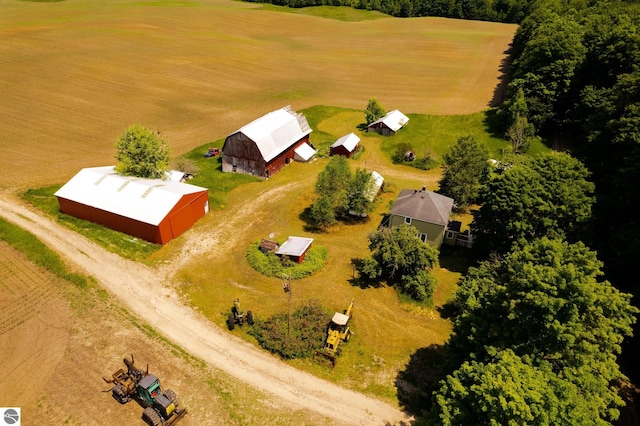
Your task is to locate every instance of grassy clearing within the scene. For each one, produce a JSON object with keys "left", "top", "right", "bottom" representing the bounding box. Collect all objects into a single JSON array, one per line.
[
  {"left": 17, "top": 105, "right": 550, "bottom": 404},
  {"left": 0, "top": 217, "right": 91, "bottom": 289}
]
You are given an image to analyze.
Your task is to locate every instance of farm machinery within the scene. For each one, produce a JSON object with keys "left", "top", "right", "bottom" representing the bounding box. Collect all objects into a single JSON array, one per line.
[
  {"left": 315, "top": 299, "right": 355, "bottom": 367},
  {"left": 227, "top": 298, "right": 254, "bottom": 330},
  {"left": 103, "top": 355, "right": 187, "bottom": 426}
]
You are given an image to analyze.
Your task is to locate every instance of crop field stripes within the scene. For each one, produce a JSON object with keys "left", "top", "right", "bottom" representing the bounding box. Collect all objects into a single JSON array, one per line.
[{"left": 0, "top": 243, "right": 62, "bottom": 336}]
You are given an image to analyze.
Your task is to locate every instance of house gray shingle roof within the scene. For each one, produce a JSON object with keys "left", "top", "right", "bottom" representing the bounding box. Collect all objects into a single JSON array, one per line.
[{"left": 390, "top": 189, "right": 454, "bottom": 226}]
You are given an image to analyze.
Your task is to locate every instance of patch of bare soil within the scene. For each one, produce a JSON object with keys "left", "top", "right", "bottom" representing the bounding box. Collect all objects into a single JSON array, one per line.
[
  {"left": 0, "top": 195, "right": 411, "bottom": 425},
  {"left": 0, "top": 242, "right": 70, "bottom": 408}
]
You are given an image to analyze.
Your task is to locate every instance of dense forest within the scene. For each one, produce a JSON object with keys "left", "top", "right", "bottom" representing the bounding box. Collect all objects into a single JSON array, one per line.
[
  {"left": 442, "top": 0, "right": 640, "bottom": 423},
  {"left": 244, "top": 0, "right": 533, "bottom": 22}
]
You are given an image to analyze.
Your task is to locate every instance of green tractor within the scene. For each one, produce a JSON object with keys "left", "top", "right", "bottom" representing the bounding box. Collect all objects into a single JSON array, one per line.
[
  {"left": 227, "top": 298, "right": 254, "bottom": 330},
  {"left": 103, "top": 355, "right": 187, "bottom": 426},
  {"left": 315, "top": 299, "right": 355, "bottom": 367}
]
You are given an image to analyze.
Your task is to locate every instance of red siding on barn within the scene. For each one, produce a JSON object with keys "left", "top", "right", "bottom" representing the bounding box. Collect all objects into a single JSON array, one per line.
[
  {"left": 57, "top": 198, "right": 164, "bottom": 243},
  {"left": 56, "top": 189, "right": 209, "bottom": 245},
  {"left": 223, "top": 135, "right": 310, "bottom": 178},
  {"left": 330, "top": 145, "right": 355, "bottom": 158}
]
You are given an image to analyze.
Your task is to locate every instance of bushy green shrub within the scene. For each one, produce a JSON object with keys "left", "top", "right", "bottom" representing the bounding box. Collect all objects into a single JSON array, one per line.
[
  {"left": 249, "top": 299, "right": 331, "bottom": 359},
  {"left": 246, "top": 242, "right": 328, "bottom": 279}
]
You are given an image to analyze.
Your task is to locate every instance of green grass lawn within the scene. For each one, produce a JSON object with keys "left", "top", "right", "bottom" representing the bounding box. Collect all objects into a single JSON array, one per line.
[{"left": 21, "top": 105, "right": 551, "bottom": 403}]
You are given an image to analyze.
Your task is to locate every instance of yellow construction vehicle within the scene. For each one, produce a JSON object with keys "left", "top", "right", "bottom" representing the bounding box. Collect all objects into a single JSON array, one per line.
[{"left": 315, "top": 299, "right": 354, "bottom": 367}]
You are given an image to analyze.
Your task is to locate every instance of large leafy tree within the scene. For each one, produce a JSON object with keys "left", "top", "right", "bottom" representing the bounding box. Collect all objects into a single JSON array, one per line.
[
  {"left": 314, "top": 155, "right": 351, "bottom": 214},
  {"left": 448, "top": 237, "right": 638, "bottom": 421},
  {"left": 437, "top": 136, "right": 490, "bottom": 208},
  {"left": 509, "top": 12, "right": 586, "bottom": 128},
  {"left": 346, "top": 168, "right": 377, "bottom": 217},
  {"left": 365, "top": 98, "right": 386, "bottom": 125},
  {"left": 115, "top": 124, "right": 171, "bottom": 179},
  {"left": 360, "top": 224, "right": 439, "bottom": 302},
  {"left": 309, "top": 195, "right": 336, "bottom": 231},
  {"left": 471, "top": 152, "right": 594, "bottom": 255},
  {"left": 429, "top": 349, "right": 597, "bottom": 426}
]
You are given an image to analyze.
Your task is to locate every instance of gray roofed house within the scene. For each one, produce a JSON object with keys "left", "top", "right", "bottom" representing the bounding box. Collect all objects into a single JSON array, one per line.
[
  {"left": 221, "top": 106, "right": 313, "bottom": 178},
  {"left": 388, "top": 188, "right": 454, "bottom": 248}
]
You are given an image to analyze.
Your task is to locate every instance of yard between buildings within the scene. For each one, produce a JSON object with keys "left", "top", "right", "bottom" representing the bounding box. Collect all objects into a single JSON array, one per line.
[{"left": 0, "top": 0, "right": 519, "bottom": 422}]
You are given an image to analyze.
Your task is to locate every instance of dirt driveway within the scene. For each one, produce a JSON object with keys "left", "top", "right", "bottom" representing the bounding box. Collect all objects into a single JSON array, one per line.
[{"left": 0, "top": 194, "right": 411, "bottom": 425}]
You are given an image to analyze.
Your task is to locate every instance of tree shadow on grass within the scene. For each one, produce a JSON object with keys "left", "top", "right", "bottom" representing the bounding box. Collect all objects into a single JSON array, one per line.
[
  {"left": 395, "top": 344, "right": 448, "bottom": 418},
  {"left": 347, "top": 258, "right": 384, "bottom": 289},
  {"left": 438, "top": 245, "right": 480, "bottom": 275}
]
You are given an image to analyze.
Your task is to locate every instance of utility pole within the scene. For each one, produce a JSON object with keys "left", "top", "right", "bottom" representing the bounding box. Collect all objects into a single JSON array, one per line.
[{"left": 282, "top": 274, "right": 291, "bottom": 339}]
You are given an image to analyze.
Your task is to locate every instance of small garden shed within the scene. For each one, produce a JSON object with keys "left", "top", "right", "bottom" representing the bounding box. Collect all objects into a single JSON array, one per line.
[
  {"left": 330, "top": 133, "right": 360, "bottom": 157},
  {"left": 367, "top": 110, "right": 409, "bottom": 136},
  {"left": 276, "top": 236, "right": 314, "bottom": 263},
  {"left": 54, "top": 166, "right": 209, "bottom": 245},
  {"left": 221, "top": 106, "right": 314, "bottom": 178}
]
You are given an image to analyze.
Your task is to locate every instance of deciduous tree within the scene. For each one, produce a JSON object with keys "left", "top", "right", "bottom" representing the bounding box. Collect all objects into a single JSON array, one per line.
[
  {"left": 471, "top": 152, "right": 594, "bottom": 255},
  {"left": 314, "top": 155, "right": 351, "bottom": 214},
  {"left": 346, "top": 168, "right": 377, "bottom": 217},
  {"left": 365, "top": 98, "right": 386, "bottom": 125},
  {"left": 437, "top": 136, "right": 489, "bottom": 208},
  {"left": 429, "top": 349, "right": 596, "bottom": 426},
  {"left": 360, "top": 224, "right": 439, "bottom": 302},
  {"left": 448, "top": 237, "right": 638, "bottom": 421},
  {"left": 115, "top": 124, "right": 171, "bottom": 179}
]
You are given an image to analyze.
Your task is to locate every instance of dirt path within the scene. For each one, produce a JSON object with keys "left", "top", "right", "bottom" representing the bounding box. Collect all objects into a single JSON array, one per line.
[{"left": 0, "top": 194, "right": 411, "bottom": 425}]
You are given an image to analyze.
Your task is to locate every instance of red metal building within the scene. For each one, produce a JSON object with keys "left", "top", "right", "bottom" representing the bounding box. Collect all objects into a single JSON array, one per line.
[{"left": 55, "top": 166, "right": 209, "bottom": 245}]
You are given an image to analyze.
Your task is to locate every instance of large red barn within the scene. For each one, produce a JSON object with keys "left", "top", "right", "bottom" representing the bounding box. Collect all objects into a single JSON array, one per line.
[
  {"left": 54, "top": 166, "right": 209, "bottom": 244},
  {"left": 221, "top": 106, "right": 314, "bottom": 178}
]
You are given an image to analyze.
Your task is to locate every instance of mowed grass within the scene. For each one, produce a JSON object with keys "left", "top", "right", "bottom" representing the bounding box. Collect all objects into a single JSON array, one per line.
[{"left": 0, "top": 0, "right": 516, "bottom": 192}]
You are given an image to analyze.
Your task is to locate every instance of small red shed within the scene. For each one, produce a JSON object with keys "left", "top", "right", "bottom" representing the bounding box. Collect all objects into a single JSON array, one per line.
[
  {"left": 276, "top": 236, "right": 314, "bottom": 263},
  {"left": 330, "top": 133, "right": 360, "bottom": 157}
]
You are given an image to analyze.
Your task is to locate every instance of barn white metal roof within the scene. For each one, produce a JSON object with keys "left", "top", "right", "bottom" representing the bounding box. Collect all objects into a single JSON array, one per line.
[
  {"left": 234, "top": 106, "right": 312, "bottom": 162},
  {"left": 368, "top": 109, "right": 409, "bottom": 132},
  {"left": 54, "top": 166, "right": 208, "bottom": 226},
  {"left": 330, "top": 133, "right": 360, "bottom": 152},
  {"left": 276, "top": 236, "right": 314, "bottom": 257}
]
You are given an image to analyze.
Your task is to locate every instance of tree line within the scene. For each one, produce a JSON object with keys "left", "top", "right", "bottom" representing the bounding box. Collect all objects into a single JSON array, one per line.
[{"left": 243, "top": 0, "right": 533, "bottom": 23}]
